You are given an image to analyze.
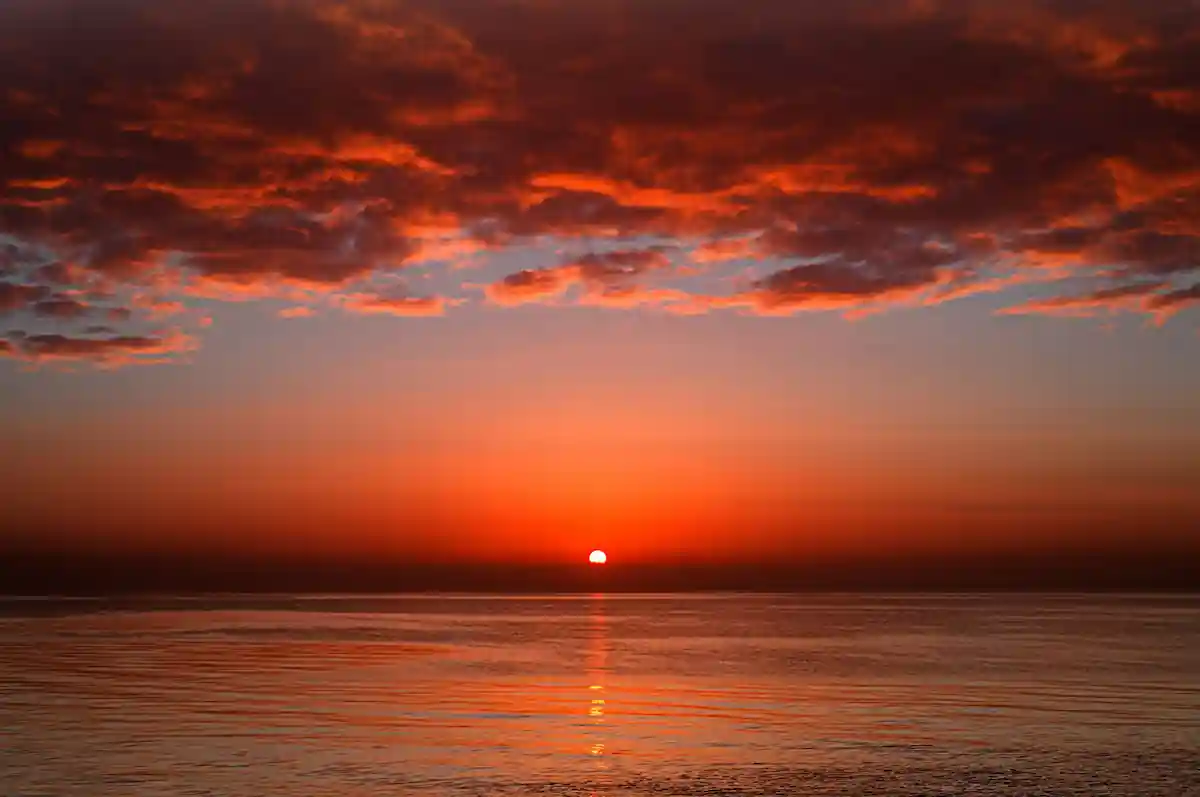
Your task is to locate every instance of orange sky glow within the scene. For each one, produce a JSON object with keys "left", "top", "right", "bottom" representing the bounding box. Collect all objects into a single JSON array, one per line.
[{"left": 1, "top": 0, "right": 1198, "bottom": 583}]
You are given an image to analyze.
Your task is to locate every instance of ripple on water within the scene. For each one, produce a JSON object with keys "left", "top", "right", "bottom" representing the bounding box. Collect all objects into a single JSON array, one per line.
[{"left": 0, "top": 594, "right": 1197, "bottom": 797}]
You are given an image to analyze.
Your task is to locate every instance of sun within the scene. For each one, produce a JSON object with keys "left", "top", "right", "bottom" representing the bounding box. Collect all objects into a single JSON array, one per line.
[{"left": 588, "top": 549, "right": 607, "bottom": 565}]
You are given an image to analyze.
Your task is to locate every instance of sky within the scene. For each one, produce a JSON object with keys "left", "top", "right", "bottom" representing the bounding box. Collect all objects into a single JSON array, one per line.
[{"left": 1, "top": 0, "right": 1199, "bottom": 579}]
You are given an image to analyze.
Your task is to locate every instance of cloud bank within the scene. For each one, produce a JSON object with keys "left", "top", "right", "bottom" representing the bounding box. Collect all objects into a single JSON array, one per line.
[{"left": 3, "top": 0, "right": 1200, "bottom": 364}]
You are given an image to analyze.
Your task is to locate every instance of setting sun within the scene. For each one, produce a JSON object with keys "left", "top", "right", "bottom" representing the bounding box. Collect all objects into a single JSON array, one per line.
[{"left": 588, "top": 550, "right": 607, "bottom": 565}]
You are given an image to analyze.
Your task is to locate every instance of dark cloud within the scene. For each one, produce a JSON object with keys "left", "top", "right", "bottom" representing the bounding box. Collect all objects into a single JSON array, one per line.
[
  {"left": 750, "top": 262, "right": 937, "bottom": 311},
  {"left": 0, "top": 282, "right": 48, "bottom": 312},
  {"left": 1016, "top": 227, "right": 1106, "bottom": 256},
  {"left": 998, "top": 280, "right": 1194, "bottom": 318},
  {"left": 31, "top": 261, "right": 76, "bottom": 284},
  {"left": 2, "top": 0, "right": 1200, "bottom": 365},
  {"left": 0, "top": 243, "right": 43, "bottom": 277},
  {"left": 1146, "top": 282, "right": 1200, "bottom": 317},
  {"left": 32, "top": 296, "right": 90, "bottom": 319},
  {"left": 1101, "top": 231, "right": 1200, "bottom": 275},
  {"left": 5, "top": 331, "right": 195, "bottom": 366},
  {"left": 573, "top": 249, "right": 672, "bottom": 284}
]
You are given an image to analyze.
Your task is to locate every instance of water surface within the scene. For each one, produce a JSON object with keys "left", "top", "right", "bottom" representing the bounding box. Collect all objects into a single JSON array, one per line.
[{"left": 1, "top": 594, "right": 1197, "bottom": 796}]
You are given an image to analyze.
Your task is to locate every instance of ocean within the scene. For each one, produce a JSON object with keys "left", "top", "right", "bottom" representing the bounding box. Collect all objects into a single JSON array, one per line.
[{"left": 1, "top": 594, "right": 1196, "bottom": 796}]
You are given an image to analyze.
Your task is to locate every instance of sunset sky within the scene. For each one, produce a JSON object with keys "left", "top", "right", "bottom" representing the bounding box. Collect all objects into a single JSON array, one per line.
[{"left": 2, "top": 0, "right": 1199, "bottom": 574}]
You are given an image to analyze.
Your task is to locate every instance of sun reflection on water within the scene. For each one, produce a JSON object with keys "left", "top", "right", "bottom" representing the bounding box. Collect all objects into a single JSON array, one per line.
[{"left": 585, "top": 593, "right": 609, "bottom": 761}]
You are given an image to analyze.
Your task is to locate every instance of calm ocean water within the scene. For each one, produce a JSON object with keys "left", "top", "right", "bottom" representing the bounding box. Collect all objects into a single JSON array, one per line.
[{"left": 0, "top": 594, "right": 1196, "bottom": 796}]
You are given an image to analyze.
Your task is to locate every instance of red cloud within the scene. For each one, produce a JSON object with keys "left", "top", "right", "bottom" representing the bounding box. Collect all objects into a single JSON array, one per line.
[
  {"left": 579, "top": 286, "right": 703, "bottom": 313},
  {"left": 999, "top": 283, "right": 1168, "bottom": 318},
  {"left": 2, "top": 0, "right": 1200, "bottom": 363},
  {"left": 996, "top": 278, "right": 1200, "bottom": 326},
  {"left": 1146, "top": 283, "right": 1200, "bottom": 322},
  {"left": 485, "top": 268, "right": 572, "bottom": 305},
  {"left": 692, "top": 237, "right": 761, "bottom": 264},
  {"left": 484, "top": 248, "right": 675, "bottom": 307},
  {"left": 340, "top": 291, "right": 457, "bottom": 316}
]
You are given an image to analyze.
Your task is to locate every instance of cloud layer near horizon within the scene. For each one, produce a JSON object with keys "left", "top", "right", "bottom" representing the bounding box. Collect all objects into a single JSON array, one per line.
[{"left": 3, "top": 0, "right": 1200, "bottom": 364}]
